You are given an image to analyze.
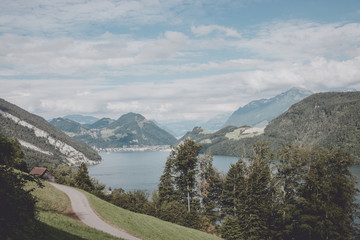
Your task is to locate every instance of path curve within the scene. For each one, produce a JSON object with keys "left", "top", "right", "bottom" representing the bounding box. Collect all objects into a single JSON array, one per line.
[{"left": 50, "top": 183, "right": 141, "bottom": 240}]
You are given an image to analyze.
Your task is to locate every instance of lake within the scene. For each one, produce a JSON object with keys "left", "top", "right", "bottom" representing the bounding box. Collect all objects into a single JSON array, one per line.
[
  {"left": 88, "top": 151, "right": 239, "bottom": 193},
  {"left": 88, "top": 151, "right": 360, "bottom": 199}
]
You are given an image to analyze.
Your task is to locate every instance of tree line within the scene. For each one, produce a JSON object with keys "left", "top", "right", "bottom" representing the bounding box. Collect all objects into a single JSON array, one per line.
[
  {"left": 155, "top": 139, "right": 359, "bottom": 239},
  {"left": 6, "top": 129, "right": 358, "bottom": 240},
  {"left": 70, "top": 138, "right": 358, "bottom": 239}
]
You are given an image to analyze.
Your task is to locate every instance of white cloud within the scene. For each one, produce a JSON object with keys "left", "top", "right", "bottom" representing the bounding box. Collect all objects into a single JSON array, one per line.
[
  {"left": 3, "top": 52, "right": 360, "bottom": 122},
  {"left": 237, "top": 21, "right": 360, "bottom": 60},
  {"left": 191, "top": 25, "right": 241, "bottom": 38},
  {"left": 0, "top": 0, "right": 206, "bottom": 36},
  {"left": 1, "top": 1, "right": 360, "bottom": 123}
]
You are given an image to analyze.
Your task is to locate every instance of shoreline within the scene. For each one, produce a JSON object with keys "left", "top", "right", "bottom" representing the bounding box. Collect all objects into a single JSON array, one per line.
[{"left": 95, "top": 145, "right": 172, "bottom": 153}]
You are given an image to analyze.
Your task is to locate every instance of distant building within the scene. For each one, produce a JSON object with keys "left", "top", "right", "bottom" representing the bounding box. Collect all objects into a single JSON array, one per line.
[{"left": 29, "top": 167, "right": 56, "bottom": 182}]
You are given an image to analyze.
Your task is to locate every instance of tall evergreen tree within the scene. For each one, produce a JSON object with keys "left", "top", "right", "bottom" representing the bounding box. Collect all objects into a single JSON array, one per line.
[
  {"left": 170, "top": 138, "right": 202, "bottom": 212},
  {"left": 158, "top": 157, "right": 177, "bottom": 204},
  {"left": 243, "top": 141, "right": 273, "bottom": 240},
  {"left": 221, "top": 158, "right": 247, "bottom": 239},
  {"left": 222, "top": 158, "right": 247, "bottom": 217},
  {"left": 198, "top": 153, "right": 224, "bottom": 224},
  {"left": 74, "top": 162, "right": 94, "bottom": 192},
  {"left": 295, "top": 147, "right": 359, "bottom": 240},
  {"left": 275, "top": 143, "right": 308, "bottom": 239}
]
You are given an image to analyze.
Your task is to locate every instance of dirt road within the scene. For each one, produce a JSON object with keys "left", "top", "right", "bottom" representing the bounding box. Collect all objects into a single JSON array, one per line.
[{"left": 50, "top": 183, "right": 141, "bottom": 240}]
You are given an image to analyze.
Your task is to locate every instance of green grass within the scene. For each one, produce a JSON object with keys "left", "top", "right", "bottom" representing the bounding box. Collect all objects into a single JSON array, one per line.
[
  {"left": 84, "top": 191, "right": 223, "bottom": 240},
  {"left": 31, "top": 182, "right": 123, "bottom": 240},
  {"left": 31, "top": 182, "right": 222, "bottom": 240}
]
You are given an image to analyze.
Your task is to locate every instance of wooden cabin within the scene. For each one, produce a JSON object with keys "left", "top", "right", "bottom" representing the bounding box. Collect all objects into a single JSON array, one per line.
[{"left": 29, "top": 167, "right": 56, "bottom": 182}]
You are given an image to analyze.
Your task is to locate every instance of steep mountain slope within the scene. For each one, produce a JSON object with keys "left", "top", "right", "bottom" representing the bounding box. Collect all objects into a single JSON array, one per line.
[
  {"left": 50, "top": 118, "right": 87, "bottom": 134},
  {"left": 0, "top": 98, "right": 101, "bottom": 168},
  {"left": 180, "top": 91, "right": 360, "bottom": 161},
  {"left": 51, "top": 113, "right": 177, "bottom": 148},
  {"left": 224, "top": 87, "right": 312, "bottom": 127},
  {"left": 178, "top": 125, "right": 264, "bottom": 156},
  {"left": 264, "top": 91, "right": 360, "bottom": 160}
]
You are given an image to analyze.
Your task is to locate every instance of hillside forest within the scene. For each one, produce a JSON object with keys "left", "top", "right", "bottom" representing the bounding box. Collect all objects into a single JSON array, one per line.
[{"left": 36, "top": 138, "right": 360, "bottom": 240}]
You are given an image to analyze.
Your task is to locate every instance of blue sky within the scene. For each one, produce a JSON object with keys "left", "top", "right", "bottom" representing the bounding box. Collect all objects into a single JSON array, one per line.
[{"left": 1, "top": 0, "right": 360, "bottom": 122}]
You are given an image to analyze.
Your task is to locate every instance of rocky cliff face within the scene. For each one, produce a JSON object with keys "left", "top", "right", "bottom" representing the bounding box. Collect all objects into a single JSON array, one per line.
[{"left": 0, "top": 98, "right": 101, "bottom": 168}]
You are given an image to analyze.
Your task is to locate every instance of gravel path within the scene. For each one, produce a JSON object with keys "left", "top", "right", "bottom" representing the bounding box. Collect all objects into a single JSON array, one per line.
[{"left": 50, "top": 183, "right": 141, "bottom": 240}]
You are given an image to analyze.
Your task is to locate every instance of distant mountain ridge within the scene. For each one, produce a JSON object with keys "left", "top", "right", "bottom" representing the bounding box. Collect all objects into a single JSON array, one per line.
[
  {"left": 64, "top": 114, "right": 99, "bottom": 124},
  {"left": 224, "top": 87, "right": 312, "bottom": 127},
  {"left": 50, "top": 112, "right": 177, "bottom": 149},
  {"left": 180, "top": 91, "right": 360, "bottom": 162},
  {"left": 0, "top": 98, "right": 101, "bottom": 168},
  {"left": 158, "top": 88, "right": 311, "bottom": 137}
]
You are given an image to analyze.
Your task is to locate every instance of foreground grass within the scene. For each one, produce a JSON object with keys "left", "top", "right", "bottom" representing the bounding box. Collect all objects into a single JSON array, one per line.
[
  {"left": 31, "top": 182, "right": 122, "bottom": 240},
  {"left": 85, "top": 191, "right": 223, "bottom": 240}
]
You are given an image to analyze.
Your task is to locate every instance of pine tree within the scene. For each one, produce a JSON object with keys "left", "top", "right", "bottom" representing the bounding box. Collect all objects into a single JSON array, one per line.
[
  {"left": 274, "top": 143, "right": 308, "bottom": 239},
  {"left": 198, "top": 153, "right": 224, "bottom": 224},
  {"left": 295, "top": 147, "right": 358, "bottom": 240},
  {"left": 222, "top": 158, "right": 247, "bottom": 217},
  {"left": 243, "top": 141, "right": 273, "bottom": 240},
  {"left": 158, "top": 157, "right": 177, "bottom": 204},
  {"left": 171, "top": 138, "right": 202, "bottom": 212},
  {"left": 74, "top": 162, "right": 94, "bottom": 192},
  {"left": 221, "top": 158, "right": 247, "bottom": 239}
]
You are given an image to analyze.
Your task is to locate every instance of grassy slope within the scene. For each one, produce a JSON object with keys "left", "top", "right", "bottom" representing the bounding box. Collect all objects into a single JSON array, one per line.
[
  {"left": 31, "top": 182, "right": 122, "bottom": 240},
  {"left": 84, "top": 192, "right": 222, "bottom": 240},
  {"left": 32, "top": 182, "right": 222, "bottom": 240}
]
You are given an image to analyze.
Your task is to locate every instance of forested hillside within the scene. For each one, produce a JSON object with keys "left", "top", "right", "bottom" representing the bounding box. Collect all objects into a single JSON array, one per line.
[
  {"left": 181, "top": 92, "right": 360, "bottom": 161},
  {"left": 0, "top": 98, "right": 101, "bottom": 168},
  {"left": 264, "top": 91, "right": 360, "bottom": 161}
]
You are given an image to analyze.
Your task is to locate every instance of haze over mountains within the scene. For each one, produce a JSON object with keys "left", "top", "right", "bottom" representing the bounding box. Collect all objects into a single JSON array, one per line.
[
  {"left": 155, "top": 87, "right": 312, "bottom": 137},
  {"left": 223, "top": 87, "right": 313, "bottom": 127}
]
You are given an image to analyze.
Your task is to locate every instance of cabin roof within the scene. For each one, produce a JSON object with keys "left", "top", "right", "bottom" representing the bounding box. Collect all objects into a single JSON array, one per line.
[{"left": 29, "top": 167, "right": 47, "bottom": 177}]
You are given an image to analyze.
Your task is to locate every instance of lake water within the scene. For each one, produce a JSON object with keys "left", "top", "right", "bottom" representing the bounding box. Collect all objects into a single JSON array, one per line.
[
  {"left": 88, "top": 151, "right": 360, "bottom": 200},
  {"left": 88, "top": 151, "right": 239, "bottom": 193}
]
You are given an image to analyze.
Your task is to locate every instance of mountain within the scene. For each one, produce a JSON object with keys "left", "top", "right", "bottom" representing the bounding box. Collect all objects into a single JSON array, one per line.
[
  {"left": 181, "top": 91, "right": 360, "bottom": 162},
  {"left": 178, "top": 125, "right": 264, "bottom": 156},
  {"left": 157, "top": 113, "right": 232, "bottom": 138},
  {"left": 223, "top": 87, "right": 312, "bottom": 127},
  {"left": 0, "top": 98, "right": 101, "bottom": 168},
  {"left": 63, "top": 114, "right": 99, "bottom": 124},
  {"left": 50, "top": 118, "right": 87, "bottom": 134},
  {"left": 88, "top": 117, "right": 115, "bottom": 129},
  {"left": 154, "top": 120, "right": 204, "bottom": 139},
  {"left": 202, "top": 112, "right": 232, "bottom": 131},
  {"left": 151, "top": 120, "right": 178, "bottom": 138},
  {"left": 51, "top": 112, "right": 177, "bottom": 149},
  {"left": 263, "top": 91, "right": 360, "bottom": 160}
]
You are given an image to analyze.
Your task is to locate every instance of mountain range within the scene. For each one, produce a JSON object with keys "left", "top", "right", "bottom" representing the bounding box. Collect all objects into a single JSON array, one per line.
[
  {"left": 158, "top": 87, "right": 312, "bottom": 137},
  {"left": 50, "top": 113, "right": 177, "bottom": 149},
  {"left": 181, "top": 91, "right": 360, "bottom": 162},
  {"left": 223, "top": 87, "right": 312, "bottom": 127},
  {"left": 0, "top": 98, "right": 101, "bottom": 169},
  {"left": 63, "top": 114, "right": 99, "bottom": 124}
]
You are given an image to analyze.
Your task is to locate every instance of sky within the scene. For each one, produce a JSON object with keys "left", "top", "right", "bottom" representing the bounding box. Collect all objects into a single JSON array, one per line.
[{"left": 1, "top": 0, "right": 360, "bottom": 122}]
